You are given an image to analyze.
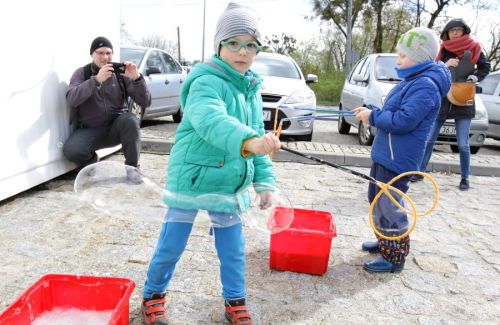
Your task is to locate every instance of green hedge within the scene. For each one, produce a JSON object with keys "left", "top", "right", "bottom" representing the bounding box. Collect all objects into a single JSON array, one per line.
[{"left": 309, "top": 71, "right": 346, "bottom": 106}]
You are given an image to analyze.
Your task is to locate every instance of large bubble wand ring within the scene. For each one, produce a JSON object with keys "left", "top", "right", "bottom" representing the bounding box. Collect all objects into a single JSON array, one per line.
[{"left": 279, "top": 145, "right": 439, "bottom": 241}]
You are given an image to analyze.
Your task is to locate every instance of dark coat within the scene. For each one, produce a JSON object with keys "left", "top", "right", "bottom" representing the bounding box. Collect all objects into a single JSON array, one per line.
[{"left": 438, "top": 49, "right": 491, "bottom": 120}]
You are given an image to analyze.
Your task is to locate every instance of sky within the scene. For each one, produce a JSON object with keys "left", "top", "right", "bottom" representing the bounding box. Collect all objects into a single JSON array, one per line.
[
  {"left": 120, "top": 0, "right": 321, "bottom": 62},
  {"left": 120, "top": 0, "right": 500, "bottom": 63}
]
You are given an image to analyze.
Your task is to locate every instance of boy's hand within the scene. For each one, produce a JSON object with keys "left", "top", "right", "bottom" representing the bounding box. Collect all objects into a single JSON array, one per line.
[
  {"left": 244, "top": 133, "right": 281, "bottom": 155},
  {"left": 353, "top": 107, "right": 371, "bottom": 125}
]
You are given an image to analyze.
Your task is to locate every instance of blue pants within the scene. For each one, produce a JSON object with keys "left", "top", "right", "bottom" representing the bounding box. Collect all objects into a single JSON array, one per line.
[
  {"left": 420, "top": 118, "right": 472, "bottom": 179},
  {"left": 368, "top": 163, "right": 410, "bottom": 236},
  {"left": 143, "top": 208, "right": 246, "bottom": 300},
  {"left": 368, "top": 163, "right": 411, "bottom": 264}
]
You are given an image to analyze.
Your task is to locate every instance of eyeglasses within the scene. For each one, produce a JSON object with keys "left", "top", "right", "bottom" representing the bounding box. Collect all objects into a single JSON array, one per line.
[
  {"left": 449, "top": 27, "right": 464, "bottom": 33},
  {"left": 220, "top": 39, "right": 262, "bottom": 54},
  {"left": 94, "top": 50, "right": 113, "bottom": 56}
]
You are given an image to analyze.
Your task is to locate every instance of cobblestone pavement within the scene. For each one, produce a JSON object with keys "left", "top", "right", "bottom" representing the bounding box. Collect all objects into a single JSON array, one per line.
[{"left": 1, "top": 153, "right": 499, "bottom": 324}]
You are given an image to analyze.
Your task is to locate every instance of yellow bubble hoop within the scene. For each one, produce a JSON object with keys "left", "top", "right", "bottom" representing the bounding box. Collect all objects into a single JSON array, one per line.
[
  {"left": 274, "top": 123, "right": 440, "bottom": 241},
  {"left": 369, "top": 171, "right": 440, "bottom": 241}
]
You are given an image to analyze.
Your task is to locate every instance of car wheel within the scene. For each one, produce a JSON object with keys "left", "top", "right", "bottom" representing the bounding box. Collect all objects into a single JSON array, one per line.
[
  {"left": 172, "top": 107, "right": 183, "bottom": 123},
  {"left": 358, "top": 121, "right": 374, "bottom": 146},
  {"left": 129, "top": 100, "right": 144, "bottom": 126},
  {"left": 337, "top": 106, "right": 351, "bottom": 135},
  {"left": 450, "top": 145, "right": 459, "bottom": 153}
]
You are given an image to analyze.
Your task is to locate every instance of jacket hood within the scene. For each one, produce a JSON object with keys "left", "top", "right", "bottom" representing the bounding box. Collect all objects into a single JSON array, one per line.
[
  {"left": 441, "top": 18, "right": 471, "bottom": 40},
  {"left": 180, "top": 55, "right": 262, "bottom": 109},
  {"left": 398, "top": 60, "right": 451, "bottom": 98},
  {"left": 426, "top": 61, "right": 452, "bottom": 97}
]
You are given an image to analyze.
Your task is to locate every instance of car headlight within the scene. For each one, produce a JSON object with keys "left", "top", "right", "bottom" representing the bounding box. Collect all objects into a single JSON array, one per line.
[
  {"left": 284, "top": 90, "right": 315, "bottom": 105},
  {"left": 473, "top": 96, "right": 488, "bottom": 121}
]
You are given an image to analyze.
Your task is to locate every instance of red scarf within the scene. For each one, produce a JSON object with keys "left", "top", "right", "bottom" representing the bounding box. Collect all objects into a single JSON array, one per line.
[{"left": 437, "top": 34, "right": 482, "bottom": 64}]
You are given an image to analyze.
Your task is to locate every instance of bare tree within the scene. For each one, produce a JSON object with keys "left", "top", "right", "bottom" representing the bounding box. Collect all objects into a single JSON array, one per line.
[
  {"left": 138, "top": 34, "right": 178, "bottom": 58},
  {"left": 486, "top": 22, "right": 500, "bottom": 71},
  {"left": 312, "top": 0, "right": 369, "bottom": 39},
  {"left": 371, "top": 0, "right": 391, "bottom": 53},
  {"left": 264, "top": 33, "right": 298, "bottom": 54}
]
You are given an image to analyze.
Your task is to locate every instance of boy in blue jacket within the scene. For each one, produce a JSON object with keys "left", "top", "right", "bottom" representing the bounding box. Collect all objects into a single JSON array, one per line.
[
  {"left": 354, "top": 27, "right": 451, "bottom": 273},
  {"left": 140, "top": 3, "right": 280, "bottom": 325}
]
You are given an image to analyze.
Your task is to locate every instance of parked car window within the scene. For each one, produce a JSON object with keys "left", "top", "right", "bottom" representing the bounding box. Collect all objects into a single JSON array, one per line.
[
  {"left": 161, "top": 52, "right": 183, "bottom": 74},
  {"left": 349, "top": 58, "right": 367, "bottom": 85},
  {"left": 252, "top": 55, "right": 301, "bottom": 79},
  {"left": 375, "top": 56, "right": 399, "bottom": 81},
  {"left": 359, "top": 59, "right": 371, "bottom": 80},
  {"left": 121, "top": 48, "right": 146, "bottom": 67},
  {"left": 479, "top": 74, "right": 500, "bottom": 95},
  {"left": 146, "top": 51, "right": 168, "bottom": 73}
]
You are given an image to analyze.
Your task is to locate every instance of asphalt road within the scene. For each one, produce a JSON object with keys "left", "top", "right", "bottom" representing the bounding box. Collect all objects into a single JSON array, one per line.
[{"left": 141, "top": 111, "right": 500, "bottom": 157}]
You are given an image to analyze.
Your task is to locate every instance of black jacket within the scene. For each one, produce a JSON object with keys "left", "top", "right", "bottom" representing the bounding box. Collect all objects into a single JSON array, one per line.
[{"left": 438, "top": 49, "right": 490, "bottom": 120}]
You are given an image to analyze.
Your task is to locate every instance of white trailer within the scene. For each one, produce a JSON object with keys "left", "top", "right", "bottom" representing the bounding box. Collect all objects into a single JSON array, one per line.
[{"left": 0, "top": 0, "right": 121, "bottom": 201}]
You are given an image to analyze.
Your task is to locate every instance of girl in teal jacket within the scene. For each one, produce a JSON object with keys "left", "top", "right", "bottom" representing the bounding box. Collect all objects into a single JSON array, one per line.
[{"left": 141, "top": 3, "right": 280, "bottom": 325}]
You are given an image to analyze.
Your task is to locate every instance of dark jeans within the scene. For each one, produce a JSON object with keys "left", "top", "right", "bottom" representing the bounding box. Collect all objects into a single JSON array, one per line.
[
  {"left": 63, "top": 112, "right": 140, "bottom": 167},
  {"left": 368, "top": 163, "right": 410, "bottom": 236},
  {"left": 420, "top": 118, "right": 471, "bottom": 178},
  {"left": 368, "top": 163, "right": 411, "bottom": 264}
]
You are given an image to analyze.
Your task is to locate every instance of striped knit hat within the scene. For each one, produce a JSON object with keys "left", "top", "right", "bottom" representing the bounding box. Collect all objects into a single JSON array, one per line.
[
  {"left": 213, "top": 2, "right": 262, "bottom": 54},
  {"left": 396, "top": 27, "right": 439, "bottom": 63}
]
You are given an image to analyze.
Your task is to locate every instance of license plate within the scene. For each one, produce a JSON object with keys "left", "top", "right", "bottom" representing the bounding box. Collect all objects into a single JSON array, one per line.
[
  {"left": 440, "top": 125, "right": 456, "bottom": 135},
  {"left": 263, "top": 110, "right": 271, "bottom": 121}
]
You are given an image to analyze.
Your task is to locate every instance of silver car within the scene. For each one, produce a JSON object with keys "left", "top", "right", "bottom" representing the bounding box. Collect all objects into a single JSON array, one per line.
[
  {"left": 120, "top": 46, "right": 186, "bottom": 125},
  {"left": 339, "top": 53, "right": 488, "bottom": 153},
  {"left": 478, "top": 70, "right": 500, "bottom": 140},
  {"left": 252, "top": 52, "right": 318, "bottom": 141}
]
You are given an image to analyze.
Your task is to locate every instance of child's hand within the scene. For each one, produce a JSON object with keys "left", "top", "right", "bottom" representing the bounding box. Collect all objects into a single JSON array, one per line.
[
  {"left": 353, "top": 107, "right": 371, "bottom": 125},
  {"left": 258, "top": 191, "right": 273, "bottom": 209},
  {"left": 244, "top": 133, "right": 281, "bottom": 155}
]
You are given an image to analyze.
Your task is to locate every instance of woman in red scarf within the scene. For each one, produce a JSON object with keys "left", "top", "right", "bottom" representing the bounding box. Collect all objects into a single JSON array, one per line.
[{"left": 415, "top": 18, "right": 490, "bottom": 190}]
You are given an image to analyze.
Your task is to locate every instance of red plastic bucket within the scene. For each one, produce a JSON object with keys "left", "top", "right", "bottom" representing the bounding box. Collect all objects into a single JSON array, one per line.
[
  {"left": 0, "top": 274, "right": 135, "bottom": 325},
  {"left": 270, "top": 208, "right": 336, "bottom": 275}
]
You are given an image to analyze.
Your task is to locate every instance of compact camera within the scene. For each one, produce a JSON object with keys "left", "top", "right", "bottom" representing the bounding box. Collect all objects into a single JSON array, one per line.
[{"left": 111, "top": 62, "right": 126, "bottom": 74}]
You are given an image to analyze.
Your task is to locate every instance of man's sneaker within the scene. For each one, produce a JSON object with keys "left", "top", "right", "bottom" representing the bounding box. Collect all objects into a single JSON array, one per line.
[
  {"left": 225, "top": 298, "right": 253, "bottom": 325},
  {"left": 141, "top": 293, "right": 168, "bottom": 325},
  {"left": 126, "top": 166, "right": 144, "bottom": 184}
]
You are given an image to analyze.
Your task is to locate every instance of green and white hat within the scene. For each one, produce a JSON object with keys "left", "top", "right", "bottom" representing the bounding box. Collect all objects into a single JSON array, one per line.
[{"left": 396, "top": 27, "right": 439, "bottom": 63}]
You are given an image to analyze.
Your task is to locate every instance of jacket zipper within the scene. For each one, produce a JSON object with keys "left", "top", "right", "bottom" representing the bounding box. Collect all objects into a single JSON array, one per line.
[{"left": 388, "top": 133, "right": 394, "bottom": 160}]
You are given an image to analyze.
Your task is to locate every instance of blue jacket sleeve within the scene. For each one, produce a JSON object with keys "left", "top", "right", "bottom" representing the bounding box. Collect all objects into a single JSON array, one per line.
[{"left": 369, "top": 79, "right": 439, "bottom": 135}]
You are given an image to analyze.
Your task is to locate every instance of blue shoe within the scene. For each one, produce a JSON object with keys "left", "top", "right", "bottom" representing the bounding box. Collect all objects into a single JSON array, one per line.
[
  {"left": 363, "top": 256, "right": 404, "bottom": 273},
  {"left": 410, "top": 174, "right": 423, "bottom": 182},
  {"left": 459, "top": 178, "right": 469, "bottom": 191},
  {"left": 361, "top": 241, "right": 379, "bottom": 253}
]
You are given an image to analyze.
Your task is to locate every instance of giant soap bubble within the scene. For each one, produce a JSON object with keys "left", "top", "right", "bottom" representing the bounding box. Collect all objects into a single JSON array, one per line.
[
  {"left": 74, "top": 161, "right": 165, "bottom": 222},
  {"left": 74, "top": 162, "right": 293, "bottom": 234}
]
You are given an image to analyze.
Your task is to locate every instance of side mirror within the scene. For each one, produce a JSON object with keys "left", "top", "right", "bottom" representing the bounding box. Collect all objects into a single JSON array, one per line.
[
  {"left": 146, "top": 67, "right": 162, "bottom": 76},
  {"left": 305, "top": 74, "right": 318, "bottom": 84},
  {"left": 353, "top": 74, "right": 368, "bottom": 83},
  {"left": 476, "top": 85, "right": 482, "bottom": 94}
]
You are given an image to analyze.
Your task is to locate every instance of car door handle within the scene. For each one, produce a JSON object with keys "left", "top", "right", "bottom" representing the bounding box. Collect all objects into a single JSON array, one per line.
[{"left": 165, "top": 79, "right": 170, "bottom": 85}]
